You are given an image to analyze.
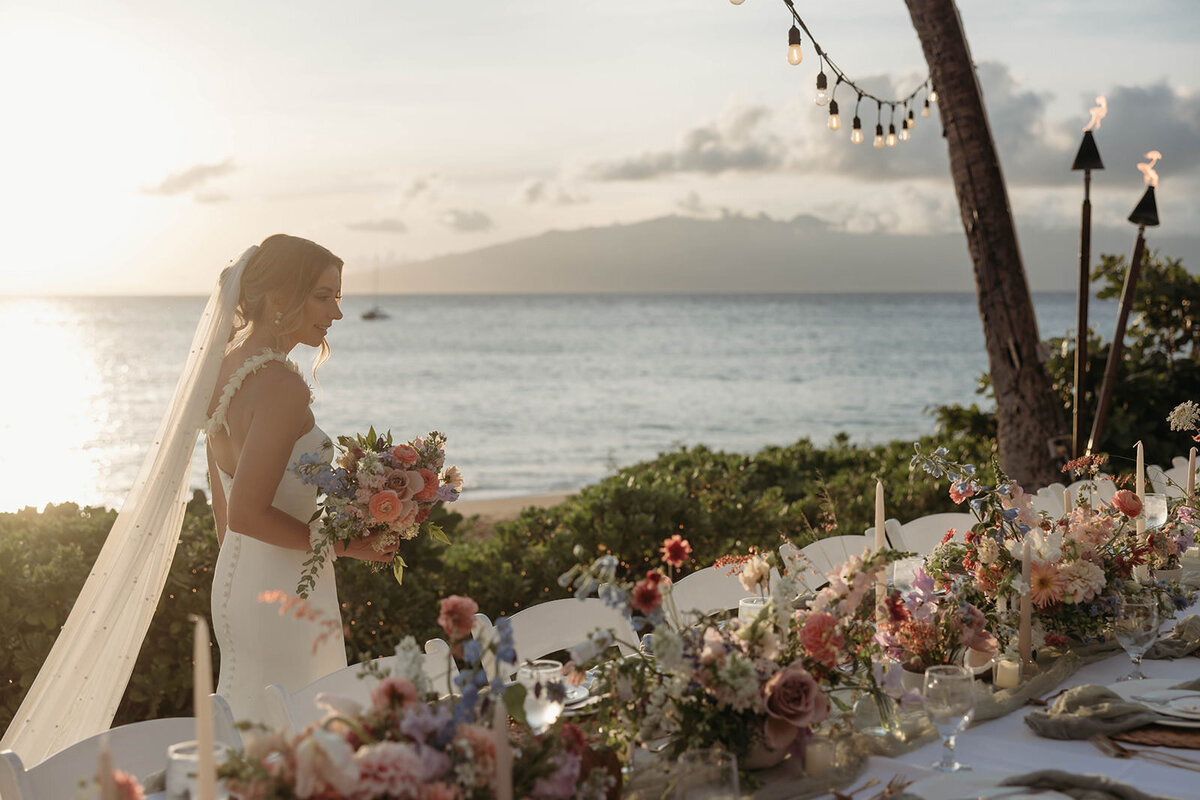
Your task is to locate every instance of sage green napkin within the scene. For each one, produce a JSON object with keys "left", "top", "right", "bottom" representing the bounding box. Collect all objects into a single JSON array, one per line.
[
  {"left": 1146, "top": 614, "right": 1200, "bottom": 659},
  {"left": 1025, "top": 677, "right": 1200, "bottom": 739},
  {"left": 998, "top": 769, "right": 1176, "bottom": 800}
]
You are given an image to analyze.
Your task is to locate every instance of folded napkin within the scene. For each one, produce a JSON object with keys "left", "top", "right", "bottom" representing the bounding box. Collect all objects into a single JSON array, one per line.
[
  {"left": 998, "top": 769, "right": 1176, "bottom": 800},
  {"left": 1146, "top": 614, "right": 1200, "bottom": 659},
  {"left": 1025, "top": 677, "right": 1200, "bottom": 740}
]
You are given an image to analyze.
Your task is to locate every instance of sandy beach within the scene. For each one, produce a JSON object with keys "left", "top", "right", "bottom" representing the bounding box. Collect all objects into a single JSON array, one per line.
[{"left": 452, "top": 491, "right": 572, "bottom": 526}]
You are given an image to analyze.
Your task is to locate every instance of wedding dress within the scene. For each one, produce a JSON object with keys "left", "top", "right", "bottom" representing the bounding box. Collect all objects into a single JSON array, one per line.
[{"left": 207, "top": 350, "right": 346, "bottom": 727}]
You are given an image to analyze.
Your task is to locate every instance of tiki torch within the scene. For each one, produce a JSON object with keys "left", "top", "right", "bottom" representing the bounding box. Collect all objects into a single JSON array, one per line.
[
  {"left": 1087, "top": 151, "right": 1162, "bottom": 453},
  {"left": 1070, "top": 97, "right": 1105, "bottom": 457}
]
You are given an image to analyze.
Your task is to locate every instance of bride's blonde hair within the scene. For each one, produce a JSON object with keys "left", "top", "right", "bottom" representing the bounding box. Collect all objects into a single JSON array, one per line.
[{"left": 231, "top": 234, "right": 344, "bottom": 374}]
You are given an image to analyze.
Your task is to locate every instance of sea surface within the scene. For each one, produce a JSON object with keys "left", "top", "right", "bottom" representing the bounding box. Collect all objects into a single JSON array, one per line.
[{"left": 0, "top": 293, "right": 1116, "bottom": 513}]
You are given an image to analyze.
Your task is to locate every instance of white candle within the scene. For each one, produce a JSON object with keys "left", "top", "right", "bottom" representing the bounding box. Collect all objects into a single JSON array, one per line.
[
  {"left": 1063, "top": 488, "right": 1071, "bottom": 515},
  {"left": 493, "top": 697, "right": 514, "bottom": 800},
  {"left": 804, "top": 737, "right": 836, "bottom": 775},
  {"left": 997, "top": 594, "right": 1008, "bottom": 615},
  {"left": 875, "top": 480, "right": 887, "bottom": 624},
  {"left": 193, "top": 616, "right": 216, "bottom": 800},
  {"left": 1136, "top": 441, "right": 1146, "bottom": 535},
  {"left": 1019, "top": 539, "right": 1032, "bottom": 673},
  {"left": 994, "top": 657, "right": 1021, "bottom": 690},
  {"left": 98, "top": 735, "right": 117, "bottom": 800},
  {"left": 1189, "top": 447, "right": 1196, "bottom": 499}
]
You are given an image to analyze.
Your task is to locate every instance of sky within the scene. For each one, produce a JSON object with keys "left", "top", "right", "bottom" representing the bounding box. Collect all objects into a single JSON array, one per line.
[{"left": 1, "top": 0, "right": 1198, "bottom": 295}]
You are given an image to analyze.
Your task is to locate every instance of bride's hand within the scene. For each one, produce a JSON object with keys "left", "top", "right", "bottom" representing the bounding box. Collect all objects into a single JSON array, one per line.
[{"left": 337, "top": 533, "right": 399, "bottom": 562}]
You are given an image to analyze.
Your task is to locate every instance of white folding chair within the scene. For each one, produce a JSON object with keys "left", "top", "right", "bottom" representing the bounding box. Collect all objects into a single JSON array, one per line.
[
  {"left": 477, "top": 597, "right": 638, "bottom": 677},
  {"left": 778, "top": 542, "right": 826, "bottom": 594},
  {"left": 863, "top": 518, "right": 903, "bottom": 549},
  {"left": 264, "top": 638, "right": 458, "bottom": 733},
  {"left": 894, "top": 512, "right": 977, "bottom": 556},
  {"left": 1066, "top": 476, "right": 1118, "bottom": 507},
  {"left": 1160, "top": 455, "right": 1196, "bottom": 499},
  {"left": 1029, "top": 482, "right": 1067, "bottom": 518},
  {"left": 799, "top": 534, "right": 871, "bottom": 583},
  {"left": 666, "top": 564, "right": 785, "bottom": 629},
  {"left": 0, "top": 696, "right": 238, "bottom": 800}
]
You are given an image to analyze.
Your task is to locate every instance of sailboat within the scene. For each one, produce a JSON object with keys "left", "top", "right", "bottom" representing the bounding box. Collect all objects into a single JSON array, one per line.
[{"left": 361, "top": 268, "right": 389, "bottom": 321}]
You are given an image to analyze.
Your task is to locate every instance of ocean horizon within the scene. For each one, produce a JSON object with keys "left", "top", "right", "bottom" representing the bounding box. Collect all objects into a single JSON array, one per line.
[{"left": 1, "top": 291, "right": 1115, "bottom": 514}]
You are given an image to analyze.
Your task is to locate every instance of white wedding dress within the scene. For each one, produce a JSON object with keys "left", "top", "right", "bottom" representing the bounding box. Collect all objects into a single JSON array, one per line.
[{"left": 207, "top": 351, "right": 347, "bottom": 727}]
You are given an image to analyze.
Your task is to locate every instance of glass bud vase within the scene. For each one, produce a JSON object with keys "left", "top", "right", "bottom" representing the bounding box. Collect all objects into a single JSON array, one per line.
[{"left": 852, "top": 689, "right": 901, "bottom": 738}]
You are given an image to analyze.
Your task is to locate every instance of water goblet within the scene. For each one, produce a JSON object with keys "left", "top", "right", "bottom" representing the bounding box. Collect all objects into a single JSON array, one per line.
[
  {"left": 1143, "top": 493, "right": 1169, "bottom": 530},
  {"left": 672, "top": 748, "right": 739, "bottom": 799},
  {"left": 1113, "top": 599, "right": 1159, "bottom": 681},
  {"left": 517, "top": 658, "right": 565, "bottom": 734},
  {"left": 922, "top": 665, "right": 976, "bottom": 772},
  {"left": 166, "top": 740, "right": 230, "bottom": 800}
]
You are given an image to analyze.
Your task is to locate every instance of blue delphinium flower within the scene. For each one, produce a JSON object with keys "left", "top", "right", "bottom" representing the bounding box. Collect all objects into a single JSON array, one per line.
[{"left": 494, "top": 617, "right": 517, "bottom": 665}]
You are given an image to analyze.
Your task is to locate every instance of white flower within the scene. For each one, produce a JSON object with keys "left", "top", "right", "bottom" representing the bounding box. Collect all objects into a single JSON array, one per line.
[
  {"left": 313, "top": 692, "right": 362, "bottom": 720},
  {"left": 293, "top": 728, "right": 358, "bottom": 798},
  {"left": 442, "top": 464, "right": 464, "bottom": 490},
  {"left": 1168, "top": 401, "right": 1200, "bottom": 432},
  {"left": 392, "top": 637, "right": 433, "bottom": 697},
  {"left": 977, "top": 537, "right": 999, "bottom": 565},
  {"left": 568, "top": 628, "right": 614, "bottom": 664},
  {"left": 1007, "top": 529, "right": 1062, "bottom": 564},
  {"left": 1059, "top": 560, "right": 1106, "bottom": 603},
  {"left": 649, "top": 625, "right": 685, "bottom": 672},
  {"left": 739, "top": 555, "right": 771, "bottom": 593}
]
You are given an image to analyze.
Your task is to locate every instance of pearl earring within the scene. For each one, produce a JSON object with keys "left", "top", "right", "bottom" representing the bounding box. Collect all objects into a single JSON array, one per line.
[{"left": 273, "top": 311, "right": 283, "bottom": 326}]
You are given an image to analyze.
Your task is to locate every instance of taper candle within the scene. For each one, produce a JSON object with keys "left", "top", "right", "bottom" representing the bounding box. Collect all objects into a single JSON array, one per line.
[
  {"left": 874, "top": 480, "right": 887, "bottom": 624},
  {"left": 98, "top": 735, "right": 117, "bottom": 800},
  {"left": 1019, "top": 539, "right": 1032, "bottom": 674},
  {"left": 193, "top": 615, "right": 216, "bottom": 800},
  {"left": 493, "top": 698, "right": 514, "bottom": 800},
  {"left": 1189, "top": 447, "right": 1196, "bottom": 499},
  {"left": 1063, "top": 488, "right": 1071, "bottom": 515},
  {"left": 1136, "top": 441, "right": 1146, "bottom": 535}
]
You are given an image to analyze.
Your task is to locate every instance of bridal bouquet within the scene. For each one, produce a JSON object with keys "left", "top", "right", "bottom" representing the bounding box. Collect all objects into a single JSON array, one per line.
[{"left": 294, "top": 428, "right": 463, "bottom": 595}]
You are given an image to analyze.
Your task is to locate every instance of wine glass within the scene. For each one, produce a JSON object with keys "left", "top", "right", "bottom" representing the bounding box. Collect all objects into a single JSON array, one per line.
[
  {"left": 673, "top": 748, "right": 739, "bottom": 799},
  {"left": 1114, "top": 599, "right": 1159, "bottom": 681},
  {"left": 923, "top": 665, "right": 976, "bottom": 772},
  {"left": 517, "top": 659, "right": 565, "bottom": 734},
  {"left": 1143, "top": 493, "right": 1169, "bottom": 530}
]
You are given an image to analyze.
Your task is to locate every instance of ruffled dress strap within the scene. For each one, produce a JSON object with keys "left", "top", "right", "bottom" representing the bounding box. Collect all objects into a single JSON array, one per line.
[{"left": 205, "top": 350, "right": 310, "bottom": 436}]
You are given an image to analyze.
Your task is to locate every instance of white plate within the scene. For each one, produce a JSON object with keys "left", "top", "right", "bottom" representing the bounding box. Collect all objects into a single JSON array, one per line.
[
  {"left": 563, "top": 684, "right": 589, "bottom": 706},
  {"left": 904, "top": 770, "right": 1072, "bottom": 800},
  {"left": 1107, "top": 679, "right": 1200, "bottom": 728}
]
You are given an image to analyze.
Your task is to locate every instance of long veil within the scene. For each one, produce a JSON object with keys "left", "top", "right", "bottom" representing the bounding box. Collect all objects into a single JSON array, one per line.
[{"left": 1, "top": 246, "right": 258, "bottom": 765}]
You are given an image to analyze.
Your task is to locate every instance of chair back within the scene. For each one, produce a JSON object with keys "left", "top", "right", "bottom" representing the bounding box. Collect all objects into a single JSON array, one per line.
[
  {"left": 484, "top": 597, "right": 637, "bottom": 677},
  {"left": 863, "top": 518, "right": 902, "bottom": 549},
  {"left": 1065, "top": 476, "right": 1118, "bottom": 507},
  {"left": 1159, "top": 455, "right": 1195, "bottom": 499},
  {"left": 0, "top": 700, "right": 236, "bottom": 800},
  {"left": 667, "top": 564, "right": 783, "bottom": 628},
  {"left": 894, "top": 512, "right": 977, "bottom": 555},
  {"left": 265, "top": 639, "right": 458, "bottom": 733},
  {"left": 799, "top": 534, "right": 871, "bottom": 583},
  {"left": 1029, "top": 483, "right": 1068, "bottom": 518}
]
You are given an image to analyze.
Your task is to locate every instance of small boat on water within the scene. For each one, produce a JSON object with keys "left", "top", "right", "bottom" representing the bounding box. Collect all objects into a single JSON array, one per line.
[{"left": 362, "top": 306, "right": 389, "bottom": 320}]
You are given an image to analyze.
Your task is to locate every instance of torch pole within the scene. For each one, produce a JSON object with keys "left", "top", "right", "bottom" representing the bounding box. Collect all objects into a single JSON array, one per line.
[
  {"left": 1086, "top": 224, "right": 1146, "bottom": 454},
  {"left": 1072, "top": 170, "right": 1092, "bottom": 458}
]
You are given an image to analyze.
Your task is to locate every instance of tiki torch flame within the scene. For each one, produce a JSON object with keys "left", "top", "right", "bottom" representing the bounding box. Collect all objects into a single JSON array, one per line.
[
  {"left": 1138, "top": 151, "right": 1163, "bottom": 188},
  {"left": 1083, "top": 95, "right": 1107, "bottom": 132}
]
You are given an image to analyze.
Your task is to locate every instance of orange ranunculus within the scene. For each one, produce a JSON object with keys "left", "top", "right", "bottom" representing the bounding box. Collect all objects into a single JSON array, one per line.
[{"left": 368, "top": 490, "right": 403, "bottom": 523}]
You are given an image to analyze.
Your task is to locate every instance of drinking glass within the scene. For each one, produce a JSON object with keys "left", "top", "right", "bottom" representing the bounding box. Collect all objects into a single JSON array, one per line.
[
  {"left": 738, "top": 596, "right": 768, "bottom": 624},
  {"left": 673, "top": 748, "right": 739, "bottom": 799},
  {"left": 1114, "top": 599, "right": 1159, "bottom": 681},
  {"left": 923, "top": 665, "right": 975, "bottom": 772},
  {"left": 517, "top": 659, "right": 565, "bottom": 734},
  {"left": 1143, "top": 493, "right": 1169, "bottom": 530},
  {"left": 166, "top": 740, "right": 230, "bottom": 800}
]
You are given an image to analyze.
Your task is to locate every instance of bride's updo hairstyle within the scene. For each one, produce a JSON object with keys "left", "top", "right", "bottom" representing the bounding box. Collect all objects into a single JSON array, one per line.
[{"left": 231, "top": 233, "right": 344, "bottom": 373}]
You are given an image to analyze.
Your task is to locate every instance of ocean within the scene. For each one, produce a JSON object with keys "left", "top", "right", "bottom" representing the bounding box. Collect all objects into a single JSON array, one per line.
[{"left": 0, "top": 293, "right": 1116, "bottom": 513}]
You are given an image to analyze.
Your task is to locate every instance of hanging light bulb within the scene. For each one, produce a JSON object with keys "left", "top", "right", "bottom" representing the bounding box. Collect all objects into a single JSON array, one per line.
[
  {"left": 921, "top": 98, "right": 932, "bottom": 118},
  {"left": 787, "top": 24, "right": 803, "bottom": 65},
  {"left": 850, "top": 116, "right": 863, "bottom": 144},
  {"left": 730, "top": 0, "right": 745, "bottom": 5},
  {"left": 929, "top": 88, "right": 939, "bottom": 103},
  {"left": 827, "top": 99, "right": 841, "bottom": 130},
  {"left": 907, "top": 108, "right": 916, "bottom": 129},
  {"left": 815, "top": 71, "right": 829, "bottom": 106},
  {"left": 886, "top": 124, "right": 897, "bottom": 147},
  {"left": 873, "top": 123, "right": 885, "bottom": 148},
  {"left": 899, "top": 118, "right": 910, "bottom": 141}
]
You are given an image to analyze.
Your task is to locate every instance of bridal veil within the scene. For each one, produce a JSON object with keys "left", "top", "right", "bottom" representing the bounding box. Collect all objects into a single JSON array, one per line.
[{"left": 0, "top": 246, "right": 258, "bottom": 765}]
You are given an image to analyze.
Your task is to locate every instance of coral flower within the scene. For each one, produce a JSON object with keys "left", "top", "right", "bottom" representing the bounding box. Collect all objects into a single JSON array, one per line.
[
  {"left": 660, "top": 534, "right": 693, "bottom": 568},
  {"left": 1112, "top": 489, "right": 1143, "bottom": 519},
  {"left": 631, "top": 571, "right": 666, "bottom": 615},
  {"left": 1028, "top": 561, "right": 1067, "bottom": 609},
  {"left": 437, "top": 595, "right": 479, "bottom": 640},
  {"left": 413, "top": 468, "right": 439, "bottom": 502},
  {"left": 368, "top": 490, "right": 403, "bottom": 523}
]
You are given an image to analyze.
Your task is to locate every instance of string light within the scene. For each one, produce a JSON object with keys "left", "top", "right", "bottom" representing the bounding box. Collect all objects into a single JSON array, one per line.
[
  {"left": 740, "top": 0, "right": 932, "bottom": 151},
  {"left": 787, "top": 24, "right": 803, "bottom": 65},
  {"left": 826, "top": 76, "right": 842, "bottom": 130},
  {"left": 850, "top": 93, "right": 864, "bottom": 144}
]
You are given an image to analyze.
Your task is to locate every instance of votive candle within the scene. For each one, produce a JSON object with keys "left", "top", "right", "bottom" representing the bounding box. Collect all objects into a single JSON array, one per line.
[
  {"left": 994, "top": 657, "right": 1021, "bottom": 690},
  {"left": 804, "top": 737, "right": 836, "bottom": 775},
  {"left": 1019, "top": 539, "right": 1032, "bottom": 673},
  {"left": 874, "top": 480, "right": 887, "bottom": 624},
  {"left": 193, "top": 615, "right": 216, "bottom": 800}
]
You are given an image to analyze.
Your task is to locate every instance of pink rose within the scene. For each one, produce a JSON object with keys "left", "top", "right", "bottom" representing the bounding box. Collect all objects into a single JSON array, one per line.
[
  {"left": 392, "top": 498, "right": 419, "bottom": 528},
  {"left": 386, "top": 469, "right": 425, "bottom": 501},
  {"left": 799, "top": 612, "right": 844, "bottom": 669},
  {"left": 761, "top": 663, "right": 830, "bottom": 750},
  {"left": 371, "top": 675, "right": 418, "bottom": 710},
  {"left": 453, "top": 724, "right": 497, "bottom": 786},
  {"left": 1112, "top": 489, "right": 1143, "bottom": 518},
  {"left": 413, "top": 468, "right": 439, "bottom": 503},
  {"left": 368, "top": 490, "right": 403, "bottom": 523},
  {"left": 353, "top": 741, "right": 424, "bottom": 799},
  {"left": 438, "top": 595, "right": 479, "bottom": 640},
  {"left": 391, "top": 444, "right": 420, "bottom": 466}
]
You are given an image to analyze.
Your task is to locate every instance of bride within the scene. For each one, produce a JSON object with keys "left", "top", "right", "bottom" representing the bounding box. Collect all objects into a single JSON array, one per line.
[
  {"left": 204, "top": 234, "right": 396, "bottom": 726},
  {"left": 0, "top": 234, "right": 396, "bottom": 763}
]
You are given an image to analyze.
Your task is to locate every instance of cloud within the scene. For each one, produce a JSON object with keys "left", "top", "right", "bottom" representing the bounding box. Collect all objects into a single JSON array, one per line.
[
  {"left": 401, "top": 174, "right": 439, "bottom": 203},
  {"left": 194, "top": 191, "right": 229, "bottom": 204},
  {"left": 346, "top": 218, "right": 408, "bottom": 233},
  {"left": 585, "top": 105, "right": 786, "bottom": 180},
  {"left": 441, "top": 209, "right": 493, "bottom": 232},
  {"left": 516, "top": 178, "right": 587, "bottom": 205},
  {"left": 143, "top": 159, "right": 236, "bottom": 196},
  {"left": 674, "top": 190, "right": 731, "bottom": 219}
]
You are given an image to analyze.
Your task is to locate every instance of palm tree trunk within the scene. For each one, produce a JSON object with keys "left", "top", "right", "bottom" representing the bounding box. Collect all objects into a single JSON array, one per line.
[{"left": 905, "top": 0, "right": 1067, "bottom": 488}]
